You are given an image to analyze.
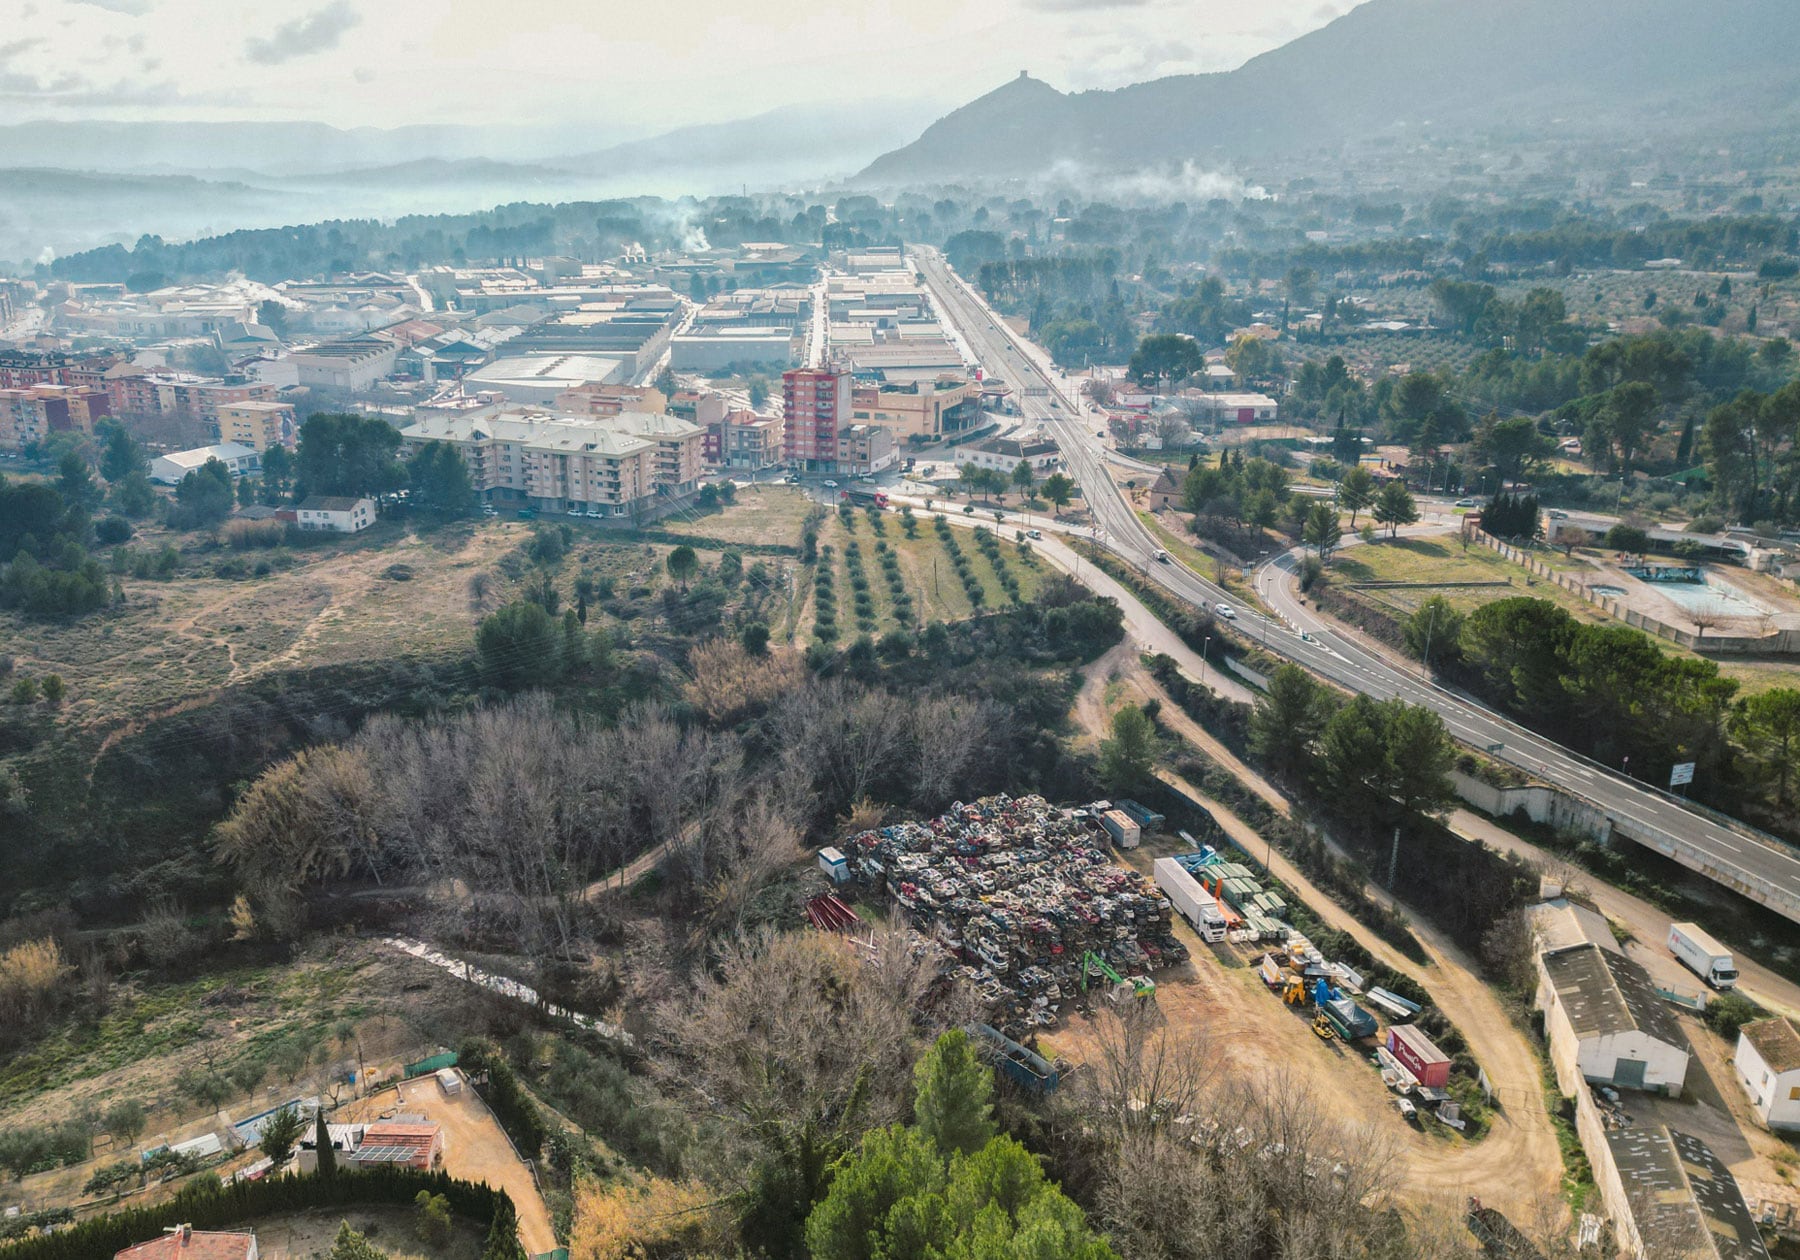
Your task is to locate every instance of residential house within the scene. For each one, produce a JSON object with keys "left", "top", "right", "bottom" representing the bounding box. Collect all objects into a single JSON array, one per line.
[
  {"left": 836, "top": 423, "right": 897, "bottom": 476},
  {"left": 114, "top": 1227, "right": 258, "bottom": 1260},
  {"left": 1149, "top": 465, "right": 1185, "bottom": 511},
  {"left": 294, "top": 496, "right": 376, "bottom": 533},
  {"left": 1735, "top": 1018, "right": 1800, "bottom": 1132},
  {"left": 350, "top": 1121, "right": 444, "bottom": 1171}
]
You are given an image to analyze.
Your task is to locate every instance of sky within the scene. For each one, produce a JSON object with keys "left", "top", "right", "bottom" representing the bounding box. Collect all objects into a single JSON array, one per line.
[{"left": 1, "top": 0, "right": 1366, "bottom": 139}]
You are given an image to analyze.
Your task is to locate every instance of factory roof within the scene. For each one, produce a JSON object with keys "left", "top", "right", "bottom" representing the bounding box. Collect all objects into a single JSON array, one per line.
[
  {"left": 1541, "top": 943, "right": 1688, "bottom": 1049},
  {"left": 1605, "top": 1125, "right": 1769, "bottom": 1260}
]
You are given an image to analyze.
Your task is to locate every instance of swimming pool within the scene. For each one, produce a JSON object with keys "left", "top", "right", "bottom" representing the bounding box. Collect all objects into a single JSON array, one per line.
[{"left": 1646, "top": 574, "right": 1768, "bottom": 620}]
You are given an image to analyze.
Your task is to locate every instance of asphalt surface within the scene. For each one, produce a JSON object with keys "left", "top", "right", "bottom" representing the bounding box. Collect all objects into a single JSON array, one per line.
[{"left": 910, "top": 245, "right": 1800, "bottom": 924}]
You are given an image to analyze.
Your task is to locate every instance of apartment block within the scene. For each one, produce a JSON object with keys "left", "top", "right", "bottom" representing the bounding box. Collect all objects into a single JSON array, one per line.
[
  {"left": 705, "top": 409, "right": 783, "bottom": 469},
  {"left": 0, "top": 384, "right": 112, "bottom": 450},
  {"left": 783, "top": 367, "right": 851, "bottom": 469},
  {"left": 218, "top": 400, "right": 299, "bottom": 451},
  {"left": 400, "top": 409, "right": 704, "bottom": 517}
]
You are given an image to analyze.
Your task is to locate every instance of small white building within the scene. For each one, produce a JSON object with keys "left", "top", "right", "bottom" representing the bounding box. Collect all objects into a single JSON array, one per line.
[
  {"left": 1735, "top": 1017, "right": 1800, "bottom": 1132},
  {"left": 293, "top": 495, "right": 375, "bottom": 533},
  {"left": 1536, "top": 942, "right": 1691, "bottom": 1096},
  {"left": 150, "top": 442, "right": 260, "bottom": 484},
  {"left": 817, "top": 847, "right": 849, "bottom": 884}
]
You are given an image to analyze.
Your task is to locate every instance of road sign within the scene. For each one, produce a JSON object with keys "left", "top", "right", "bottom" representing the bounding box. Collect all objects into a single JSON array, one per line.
[{"left": 1670, "top": 761, "right": 1696, "bottom": 787}]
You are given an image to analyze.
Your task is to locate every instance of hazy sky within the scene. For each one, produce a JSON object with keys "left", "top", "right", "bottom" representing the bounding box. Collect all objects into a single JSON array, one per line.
[{"left": 3, "top": 0, "right": 1365, "bottom": 136}]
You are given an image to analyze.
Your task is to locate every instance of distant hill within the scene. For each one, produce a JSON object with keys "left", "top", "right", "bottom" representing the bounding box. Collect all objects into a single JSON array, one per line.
[
  {"left": 551, "top": 101, "right": 940, "bottom": 186},
  {"left": 857, "top": 0, "right": 1800, "bottom": 183}
]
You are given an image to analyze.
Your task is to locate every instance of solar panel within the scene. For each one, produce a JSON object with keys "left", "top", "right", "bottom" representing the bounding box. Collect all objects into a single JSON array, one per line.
[{"left": 353, "top": 1144, "right": 425, "bottom": 1163}]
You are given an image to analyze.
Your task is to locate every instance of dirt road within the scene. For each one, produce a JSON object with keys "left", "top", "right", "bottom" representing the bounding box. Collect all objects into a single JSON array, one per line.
[
  {"left": 1453, "top": 808, "right": 1800, "bottom": 1022},
  {"left": 1073, "top": 654, "right": 1565, "bottom": 1219},
  {"left": 342, "top": 1079, "right": 556, "bottom": 1255}
]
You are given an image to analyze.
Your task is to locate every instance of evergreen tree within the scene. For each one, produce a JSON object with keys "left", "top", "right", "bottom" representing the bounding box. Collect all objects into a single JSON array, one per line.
[
  {"left": 315, "top": 1109, "right": 336, "bottom": 1177},
  {"left": 911, "top": 1031, "right": 994, "bottom": 1157}
]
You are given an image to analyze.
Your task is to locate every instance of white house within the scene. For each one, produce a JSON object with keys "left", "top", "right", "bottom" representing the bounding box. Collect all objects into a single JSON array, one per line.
[
  {"left": 150, "top": 442, "right": 260, "bottom": 485},
  {"left": 1735, "top": 1017, "right": 1800, "bottom": 1131},
  {"left": 293, "top": 495, "right": 376, "bottom": 533},
  {"left": 1536, "top": 942, "right": 1691, "bottom": 1096}
]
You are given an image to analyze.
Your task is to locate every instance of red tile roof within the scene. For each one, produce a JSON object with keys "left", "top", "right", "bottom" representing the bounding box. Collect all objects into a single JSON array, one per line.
[{"left": 115, "top": 1229, "right": 256, "bottom": 1260}]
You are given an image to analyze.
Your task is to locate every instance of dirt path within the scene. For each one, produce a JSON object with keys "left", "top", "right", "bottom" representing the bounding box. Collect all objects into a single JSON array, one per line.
[
  {"left": 342, "top": 1080, "right": 557, "bottom": 1255},
  {"left": 1074, "top": 659, "right": 1565, "bottom": 1218}
]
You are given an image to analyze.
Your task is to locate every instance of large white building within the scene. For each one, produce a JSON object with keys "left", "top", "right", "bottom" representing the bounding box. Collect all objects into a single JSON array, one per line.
[
  {"left": 1536, "top": 941, "right": 1691, "bottom": 1096},
  {"left": 1735, "top": 1017, "right": 1800, "bottom": 1132},
  {"left": 150, "top": 442, "right": 260, "bottom": 484},
  {"left": 400, "top": 409, "right": 703, "bottom": 518}
]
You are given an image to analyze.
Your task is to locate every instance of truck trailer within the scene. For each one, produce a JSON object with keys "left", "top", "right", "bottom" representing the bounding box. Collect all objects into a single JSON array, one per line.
[
  {"left": 1153, "top": 857, "right": 1228, "bottom": 943},
  {"left": 1099, "top": 809, "right": 1141, "bottom": 850},
  {"left": 1667, "top": 922, "right": 1738, "bottom": 990}
]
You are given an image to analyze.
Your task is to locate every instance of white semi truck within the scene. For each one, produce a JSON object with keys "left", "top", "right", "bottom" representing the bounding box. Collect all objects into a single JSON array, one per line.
[
  {"left": 1667, "top": 922, "right": 1738, "bottom": 990},
  {"left": 1153, "top": 858, "right": 1228, "bottom": 943}
]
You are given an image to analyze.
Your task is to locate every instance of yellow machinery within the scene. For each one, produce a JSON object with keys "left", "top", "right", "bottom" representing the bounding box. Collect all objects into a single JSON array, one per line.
[
  {"left": 1311, "top": 1011, "right": 1337, "bottom": 1041},
  {"left": 1283, "top": 977, "right": 1306, "bottom": 1006}
]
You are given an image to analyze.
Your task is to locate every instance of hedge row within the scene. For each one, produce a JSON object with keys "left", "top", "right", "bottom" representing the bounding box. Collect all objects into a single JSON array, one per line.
[{"left": 0, "top": 1167, "right": 514, "bottom": 1260}]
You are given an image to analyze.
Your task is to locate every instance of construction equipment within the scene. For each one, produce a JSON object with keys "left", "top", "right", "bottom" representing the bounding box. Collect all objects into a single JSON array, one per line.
[
  {"left": 1311, "top": 1011, "right": 1336, "bottom": 1041},
  {"left": 1283, "top": 977, "right": 1306, "bottom": 1006},
  {"left": 1081, "top": 951, "right": 1156, "bottom": 1004}
]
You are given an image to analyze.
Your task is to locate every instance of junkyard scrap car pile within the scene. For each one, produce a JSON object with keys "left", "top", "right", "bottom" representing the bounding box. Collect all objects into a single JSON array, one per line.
[{"left": 843, "top": 793, "right": 1187, "bottom": 1036}]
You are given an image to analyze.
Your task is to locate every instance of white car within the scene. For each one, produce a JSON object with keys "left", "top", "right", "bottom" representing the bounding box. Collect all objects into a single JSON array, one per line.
[
  {"left": 1214, "top": 604, "right": 1237, "bottom": 621},
  {"left": 823, "top": 479, "right": 839, "bottom": 488},
  {"left": 566, "top": 506, "right": 583, "bottom": 516}
]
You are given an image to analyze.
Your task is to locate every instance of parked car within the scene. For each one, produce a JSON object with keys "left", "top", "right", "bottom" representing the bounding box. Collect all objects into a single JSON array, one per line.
[
  {"left": 481, "top": 506, "right": 499, "bottom": 518},
  {"left": 1548, "top": 509, "right": 1569, "bottom": 519},
  {"left": 823, "top": 479, "right": 839, "bottom": 488}
]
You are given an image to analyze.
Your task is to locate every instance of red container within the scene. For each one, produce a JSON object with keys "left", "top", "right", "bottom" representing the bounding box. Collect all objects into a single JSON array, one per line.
[{"left": 1385, "top": 1023, "right": 1451, "bottom": 1088}]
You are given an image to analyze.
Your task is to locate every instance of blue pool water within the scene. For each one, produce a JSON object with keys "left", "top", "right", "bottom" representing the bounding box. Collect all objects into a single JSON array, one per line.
[{"left": 1648, "top": 576, "right": 1767, "bottom": 619}]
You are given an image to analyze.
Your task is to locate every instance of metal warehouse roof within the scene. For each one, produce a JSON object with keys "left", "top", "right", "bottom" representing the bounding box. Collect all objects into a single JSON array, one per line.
[
  {"left": 1541, "top": 943, "right": 1688, "bottom": 1049},
  {"left": 1606, "top": 1125, "right": 1770, "bottom": 1260}
]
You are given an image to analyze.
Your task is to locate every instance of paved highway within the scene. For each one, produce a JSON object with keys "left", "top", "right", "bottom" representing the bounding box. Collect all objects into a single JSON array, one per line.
[{"left": 911, "top": 245, "right": 1800, "bottom": 924}]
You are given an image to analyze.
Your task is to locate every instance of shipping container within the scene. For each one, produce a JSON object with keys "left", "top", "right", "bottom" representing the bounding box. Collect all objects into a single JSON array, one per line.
[
  {"left": 1385, "top": 1023, "right": 1451, "bottom": 1087},
  {"left": 1099, "top": 809, "right": 1141, "bottom": 850}
]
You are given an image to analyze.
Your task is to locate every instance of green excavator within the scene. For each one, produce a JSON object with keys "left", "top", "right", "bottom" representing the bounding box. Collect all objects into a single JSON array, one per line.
[{"left": 1080, "top": 951, "right": 1156, "bottom": 1005}]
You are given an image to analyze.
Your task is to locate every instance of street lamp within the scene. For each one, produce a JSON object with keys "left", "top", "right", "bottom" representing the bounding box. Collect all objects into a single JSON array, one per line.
[{"left": 1200, "top": 635, "right": 1211, "bottom": 686}]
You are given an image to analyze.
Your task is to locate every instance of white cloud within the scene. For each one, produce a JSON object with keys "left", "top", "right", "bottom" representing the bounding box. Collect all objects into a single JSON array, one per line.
[
  {"left": 6, "top": 0, "right": 1365, "bottom": 134},
  {"left": 244, "top": 1, "right": 360, "bottom": 65}
]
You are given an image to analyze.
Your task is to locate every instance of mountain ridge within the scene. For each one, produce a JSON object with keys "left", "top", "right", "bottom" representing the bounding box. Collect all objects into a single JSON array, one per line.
[{"left": 857, "top": 0, "right": 1800, "bottom": 183}]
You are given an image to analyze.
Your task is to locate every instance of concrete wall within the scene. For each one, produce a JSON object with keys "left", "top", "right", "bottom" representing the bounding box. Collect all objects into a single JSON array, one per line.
[{"left": 1451, "top": 766, "right": 1800, "bottom": 925}]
